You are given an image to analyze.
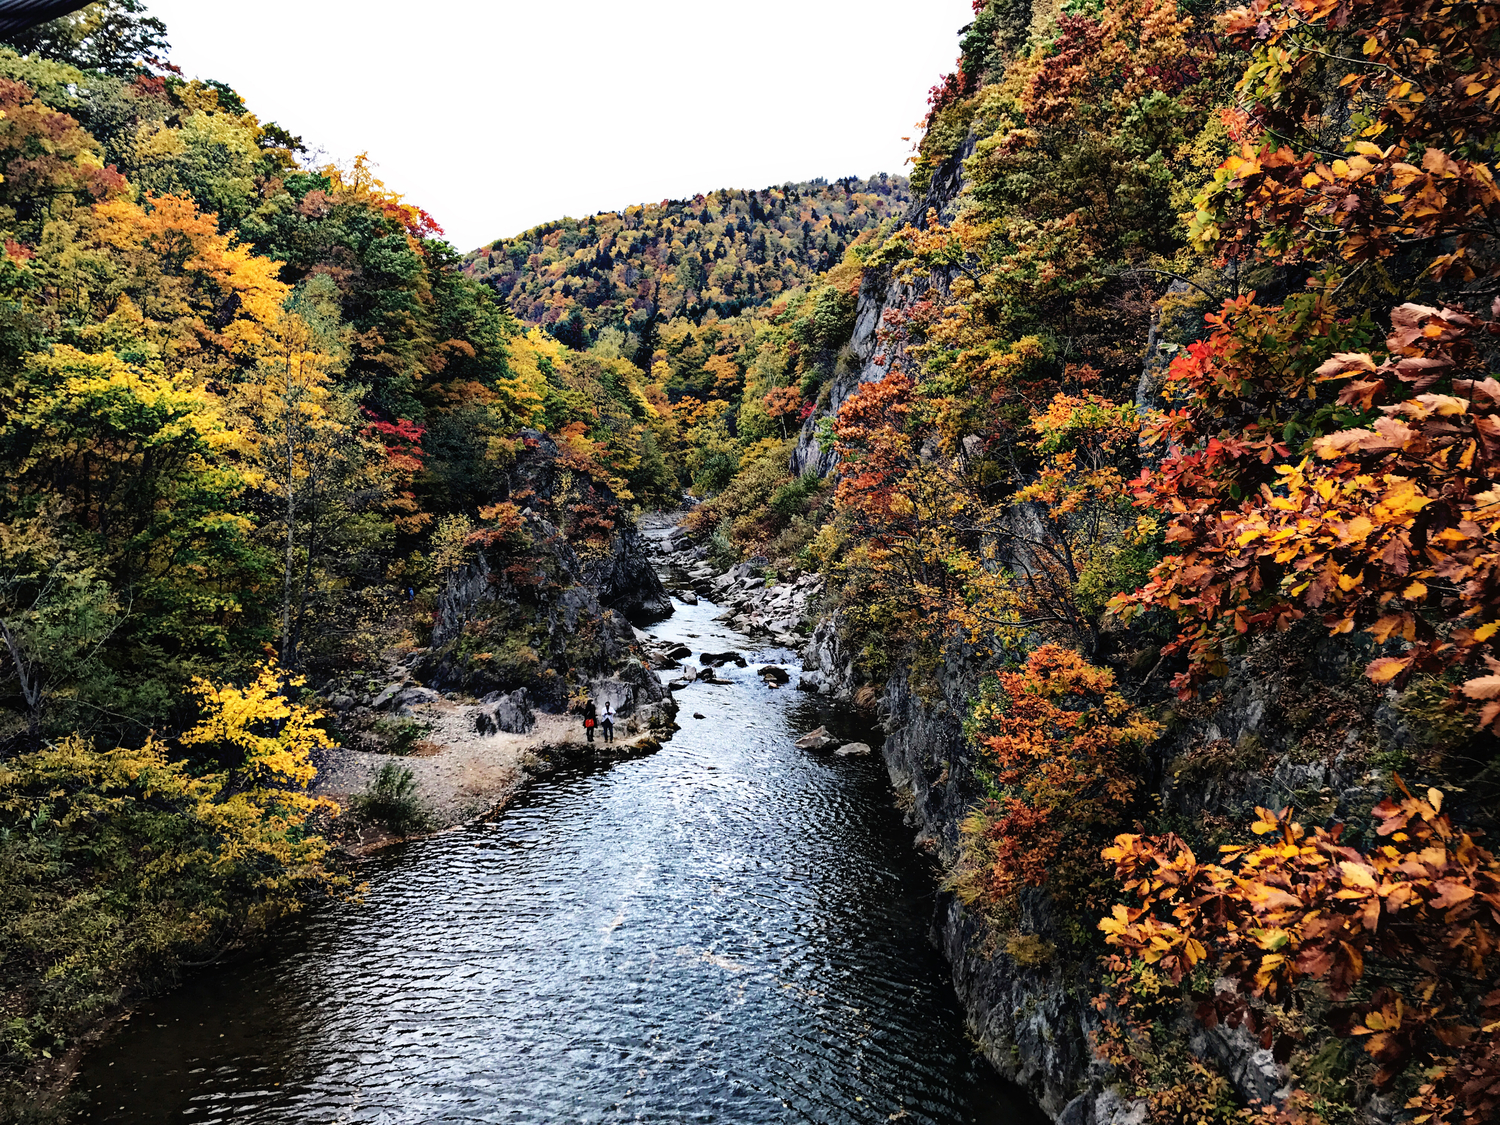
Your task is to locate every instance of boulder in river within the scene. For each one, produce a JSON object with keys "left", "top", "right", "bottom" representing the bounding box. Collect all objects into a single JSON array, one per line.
[
  {"left": 795, "top": 726, "right": 838, "bottom": 751},
  {"left": 700, "top": 651, "right": 747, "bottom": 668},
  {"left": 758, "top": 666, "right": 791, "bottom": 685},
  {"left": 678, "top": 590, "right": 699, "bottom": 605},
  {"left": 834, "top": 742, "right": 872, "bottom": 757},
  {"left": 666, "top": 644, "right": 693, "bottom": 661}
]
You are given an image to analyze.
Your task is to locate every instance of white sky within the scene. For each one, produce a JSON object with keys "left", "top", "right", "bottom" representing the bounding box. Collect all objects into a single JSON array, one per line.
[{"left": 144, "top": 0, "right": 976, "bottom": 254}]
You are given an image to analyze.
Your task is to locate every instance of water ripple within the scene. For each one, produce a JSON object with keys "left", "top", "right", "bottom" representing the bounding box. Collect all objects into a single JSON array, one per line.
[{"left": 76, "top": 597, "right": 1041, "bottom": 1125}]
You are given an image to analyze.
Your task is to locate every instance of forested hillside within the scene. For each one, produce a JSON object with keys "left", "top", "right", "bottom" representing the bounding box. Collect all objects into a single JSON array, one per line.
[
  {"left": 462, "top": 176, "right": 908, "bottom": 348},
  {"left": 664, "top": 0, "right": 1500, "bottom": 1121},
  {"left": 0, "top": 2, "right": 688, "bottom": 1111}
]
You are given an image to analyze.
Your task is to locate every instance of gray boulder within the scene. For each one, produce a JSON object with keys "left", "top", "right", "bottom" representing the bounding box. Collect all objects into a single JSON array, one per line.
[
  {"left": 834, "top": 742, "right": 872, "bottom": 757},
  {"left": 394, "top": 686, "right": 438, "bottom": 714},
  {"left": 795, "top": 726, "right": 838, "bottom": 751},
  {"left": 474, "top": 689, "right": 535, "bottom": 735}
]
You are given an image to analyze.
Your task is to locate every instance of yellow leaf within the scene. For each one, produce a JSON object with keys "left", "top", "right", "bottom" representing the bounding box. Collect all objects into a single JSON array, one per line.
[{"left": 1367, "top": 656, "right": 1413, "bottom": 683}]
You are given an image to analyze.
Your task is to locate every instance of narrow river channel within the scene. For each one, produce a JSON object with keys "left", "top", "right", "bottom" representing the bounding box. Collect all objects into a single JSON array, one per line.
[{"left": 76, "top": 583, "right": 1043, "bottom": 1124}]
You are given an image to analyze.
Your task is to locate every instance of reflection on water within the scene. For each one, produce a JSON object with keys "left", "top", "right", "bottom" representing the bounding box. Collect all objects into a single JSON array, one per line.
[{"left": 76, "top": 594, "right": 1043, "bottom": 1125}]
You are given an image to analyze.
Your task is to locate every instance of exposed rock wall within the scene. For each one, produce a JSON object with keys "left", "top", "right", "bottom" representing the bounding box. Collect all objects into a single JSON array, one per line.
[
  {"left": 789, "top": 137, "right": 974, "bottom": 480},
  {"left": 420, "top": 431, "right": 673, "bottom": 712}
]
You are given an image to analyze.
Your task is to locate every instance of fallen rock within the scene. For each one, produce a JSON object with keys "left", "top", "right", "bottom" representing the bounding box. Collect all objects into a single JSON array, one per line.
[
  {"left": 393, "top": 686, "right": 438, "bottom": 714},
  {"left": 472, "top": 689, "right": 535, "bottom": 735},
  {"left": 666, "top": 644, "right": 693, "bottom": 661},
  {"left": 678, "top": 590, "right": 699, "bottom": 605},
  {"left": 693, "top": 712, "right": 705, "bottom": 719},
  {"left": 758, "top": 665, "right": 791, "bottom": 685},
  {"left": 795, "top": 726, "right": 838, "bottom": 751},
  {"left": 834, "top": 742, "right": 872, "bottom": 757}
]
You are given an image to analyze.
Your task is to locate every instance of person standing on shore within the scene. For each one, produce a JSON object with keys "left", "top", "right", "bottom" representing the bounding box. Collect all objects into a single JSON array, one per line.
[
  {"left": 601, "top": 702, "right": 615, "bottom": 744},
  {"left": 582, "top": 698, "right": 597, "bottom": 742}
]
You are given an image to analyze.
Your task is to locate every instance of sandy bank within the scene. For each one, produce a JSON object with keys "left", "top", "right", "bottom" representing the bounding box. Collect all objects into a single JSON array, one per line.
[{"left": 313, "top": 695, "right": 665, "bottom": 853}]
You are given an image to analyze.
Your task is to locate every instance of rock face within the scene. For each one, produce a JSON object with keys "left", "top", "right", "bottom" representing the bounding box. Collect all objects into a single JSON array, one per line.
[
  {"left": 419, "top": 430, "right": 673, "bottom": 712},
  {"left": 788, "top": 136, "right": 975, "bottom": 481},
  {"left": 506, "top": 429, "right": 674, "bottom": 626},
  {"left": 799, "top": 612, "right": 856, "bottom": 701},
  {"left": 878, "top": 658, "right": 1106, "bottom": 1118}
]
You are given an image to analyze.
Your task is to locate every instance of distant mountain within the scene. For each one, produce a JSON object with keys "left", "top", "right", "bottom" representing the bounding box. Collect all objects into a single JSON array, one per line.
[{"left": 462, "top": 175, "right": 909, "bottom": 347}]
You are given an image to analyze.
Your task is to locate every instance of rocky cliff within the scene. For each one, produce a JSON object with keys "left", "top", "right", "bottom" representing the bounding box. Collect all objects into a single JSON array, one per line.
[
  {"left": 789, "top": 139, "right": 974, "bottom": 480},
  {"left": 780, "top": 136, "right": 1350, "bottom": 1123},
  {"left": 418, "top": 430, "right": 674, "bottom": 718}
]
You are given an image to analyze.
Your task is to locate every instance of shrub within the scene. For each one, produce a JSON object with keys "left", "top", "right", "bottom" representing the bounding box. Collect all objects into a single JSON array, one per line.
[
  {"left": 372, "top": 717, "right": 431, "bottom": 756},
  {"left": 1100, "top": 788, "right": 1500, "bottom": 1124},
  {"left": 351, "top": 763, "right": 430, "bottom": 837},
  {"left": 0, "top": 702, "right": 341, "bottom": 1111}
]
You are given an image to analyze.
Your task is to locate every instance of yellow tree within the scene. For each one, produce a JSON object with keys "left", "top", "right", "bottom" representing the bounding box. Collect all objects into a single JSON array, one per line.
[{"left": 230, "top": 278, "right": 375, "bottom": 668}]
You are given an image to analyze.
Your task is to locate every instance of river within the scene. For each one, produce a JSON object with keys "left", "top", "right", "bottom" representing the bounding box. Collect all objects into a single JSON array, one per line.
[{"left": 75, "top": 587, "right": 1043, "bottom": 1124}]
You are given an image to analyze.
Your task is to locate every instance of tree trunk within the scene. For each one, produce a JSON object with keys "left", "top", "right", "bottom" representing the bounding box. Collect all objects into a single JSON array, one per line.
[
  {"left": 0, "top": 616, "right": 42, "bottom": 735},
  {"left": 282, "top": 383, "right": 298, "bottom": 669}
]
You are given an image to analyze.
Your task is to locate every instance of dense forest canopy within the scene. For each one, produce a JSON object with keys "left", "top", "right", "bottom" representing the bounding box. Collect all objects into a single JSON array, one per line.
[{"left": 462, "top": 176, "right": 909, "bottom": 351}]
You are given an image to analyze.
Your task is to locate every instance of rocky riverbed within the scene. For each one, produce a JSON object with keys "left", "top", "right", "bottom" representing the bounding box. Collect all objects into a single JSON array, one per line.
[{"left": 645, "top": 518, "right": 858, "bottom": 702}]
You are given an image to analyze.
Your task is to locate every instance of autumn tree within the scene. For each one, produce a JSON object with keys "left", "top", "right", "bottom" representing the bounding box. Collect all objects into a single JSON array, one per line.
[
  {"left": 1100, "top": 789, "right": 1500, "bottom": 1124},
  {"left": 229, "top": 277, "right": 380, "bottom": 669},
  {"left": 0, "top": 345, "right": 266, "bottom": 733},
  {"left": 951, "top": 645, "right": 1162, "bottom": 922}
]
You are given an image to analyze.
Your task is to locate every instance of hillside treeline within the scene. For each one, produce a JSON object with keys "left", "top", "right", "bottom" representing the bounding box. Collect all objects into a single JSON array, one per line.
[{"left": 462, "top": 176, "right": 908, "bottom": 349}]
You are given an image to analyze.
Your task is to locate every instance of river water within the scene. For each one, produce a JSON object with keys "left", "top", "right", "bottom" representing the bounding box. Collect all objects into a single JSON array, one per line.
[{"left": 75, "top": 589, "right": 1042, "bottom": 1125}]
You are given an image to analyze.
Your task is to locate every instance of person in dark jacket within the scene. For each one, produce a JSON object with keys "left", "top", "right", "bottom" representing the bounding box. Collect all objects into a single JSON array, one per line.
[
  {"left": 582, "top": 699, "right": 597, "bottom": 742},
  {"left": 601, "top": 702, "right": 615, "bottom": 743}
]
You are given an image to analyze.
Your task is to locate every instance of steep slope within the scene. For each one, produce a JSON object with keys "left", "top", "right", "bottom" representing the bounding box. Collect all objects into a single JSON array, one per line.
[{"left": 688, "top": 0, "right": 1500, "bottom": 1122}]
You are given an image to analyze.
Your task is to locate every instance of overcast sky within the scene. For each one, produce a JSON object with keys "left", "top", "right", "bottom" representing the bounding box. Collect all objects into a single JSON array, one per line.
[{"left": 143, "top": 0, "right": 975, "bottom": 253}]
